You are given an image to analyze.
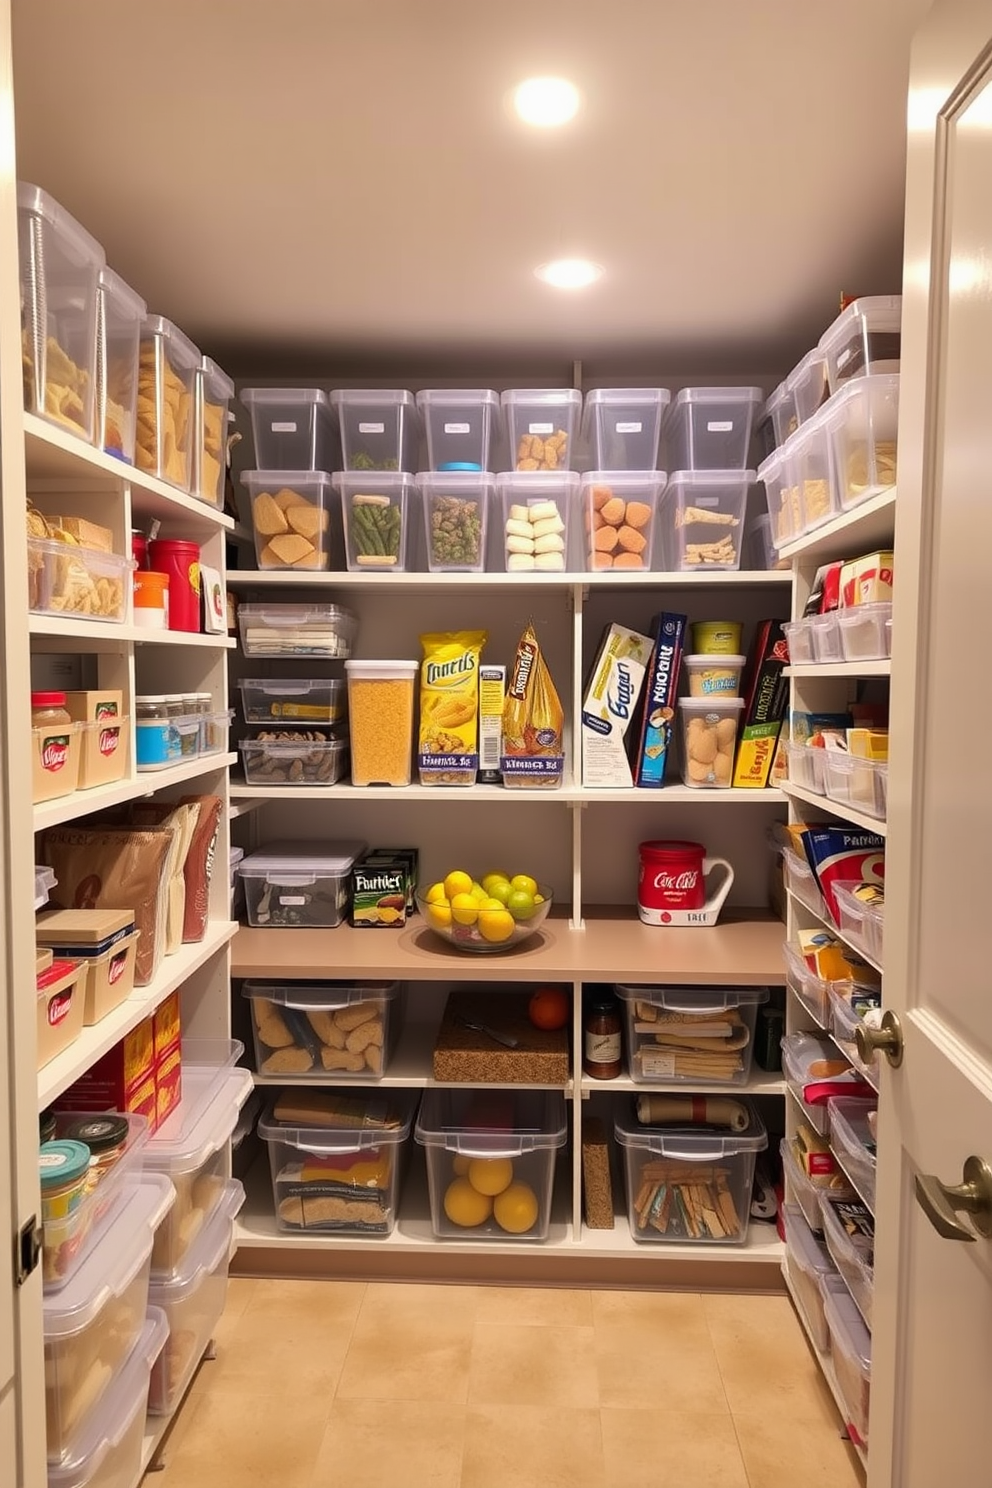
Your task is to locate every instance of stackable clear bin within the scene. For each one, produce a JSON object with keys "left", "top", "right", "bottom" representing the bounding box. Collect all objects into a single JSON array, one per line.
[
  {"left": 240, "top": 677, "right": 346, "bottom": 727},
  {"left": 808, "top": 612, "right": 844, "bottom": 664},
  {"left": 501, "top": 388, "right": 582, "bottom": 471},
  {"left": 822, "top": 754, "right": 887, "bottom": 821},
  {"left": 240, "top": 387, "right": 337, "bottom": 470},
  {"left": 829, "top": 986, "right": 881, "bottom": 1088},
  {"left": 759, "top": 446, "right": 802, "bottom": 550},
  {"left": 582, "top": 471, "right": 665, "bottom": 572},
  {"left": 420, "top": 471, "right": 492, "bottom": 572},
  {"left": 823, "top": 372, "right": 899, "bottom": 510},
  {"left": 17, "top": 182, "right": 104, "bottom": 443},
  {"left": 336, "top": 471, "right": 415, "bottom": 573},
  {"left": 244, "top": 980, "right": 401, "bottom": 1079},
  {"left": 662, "top": 386, "right": 762, "bottom": 471},
  {"left": 782, "top": 1203, "right": 838, "bottom": 1352},
  {"left": 792, "top": 408, "right": 838, "bottom": 532},
  {"left": 43, "top": 1112, "right": 150, "bottom": 1292},
  {"left": 786, "top": 348, "right": 828, "bottom": 425},
  {"left": 135, "top": 315, "right": 200, "bottom": 490},
  {"left": 614, "top": 984, "right": 768, "bottom": 1085},
  {"left": 237, "top": 602, "right": 358, "bottom": 658},
  {"left": 95, "top": 266, "right": 145, "bottom": 463},
  {"left": 785, "top": 743, "right": 827, "bottom": 796},
  {"left": 240, "top": 733, "right": 348, "bottom": 787},
  {"left": 498, "top": 471, "right": 578, "bottom": 573},
  {"left": 28, "top": 540, "right": 132, "bottom": 624},
  {"left": 581, "top": 387, "right": 670, "bottom": 469},
  {"left": 783, "top": 939, "right": 833, "bottom": 1027},
  {"left": 828, "top": 1097, "right": 878, "bottom": 1212},
  {"left": 239, "top": 841, "right": 366, "bottom": 929},
  {"left": 416, "top": 388, "right": 500, "bottom": 472},
  {"left": 836, "top": 601, "right": 893, "bottom": 661},
  {"left": 781, "top": 1032, "right": 847, "bottom": 1138},
  {"left": 331, "top": 388, "right": 419, "bottom": 472},
  {"left": 832, "top": 884, "right": 883, "bottom": 965},
  {"left": 821, "top": 1195, "right": 875, "bottom": 1331},
  {"left": 781, "top": 845, "right": 828, "bottom": 916},
  {"left": 760, "top": 380, "right": 799, "bottom": 456},
  {"left": 819, "top": 294, "right": 901, "bottom": 395},
  {"left": 243, "top": 470, "right": 333, "bottom": 571},
  {"left": 659, "top": 472, "right": 751, "bottom": 571},
  {"left": 782, "top": 617, "right": 815, "bottom": 664},
  {"left": 781, "top": 1137, "right": 825, "bottom": 1234},
  {"left": 194, "top": 357, "right": 234, "bottom": 505}
]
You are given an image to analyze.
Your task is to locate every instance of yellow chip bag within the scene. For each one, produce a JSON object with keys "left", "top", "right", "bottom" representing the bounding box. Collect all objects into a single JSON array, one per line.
[
  {"left": 501, "top": 621, "right": 565, "bottom": 790},
  {"left": 418, "top": 630, "right": 487, "bottom": 787}
]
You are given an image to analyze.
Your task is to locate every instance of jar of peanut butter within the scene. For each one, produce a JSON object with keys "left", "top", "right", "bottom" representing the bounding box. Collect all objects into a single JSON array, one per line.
[{"left": 31, "top": 692, "right": 80, "bottom": 803}]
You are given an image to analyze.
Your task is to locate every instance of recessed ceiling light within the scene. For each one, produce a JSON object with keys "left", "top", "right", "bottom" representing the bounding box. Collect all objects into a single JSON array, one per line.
[
  {"left": 513, "top": 76, "right": 580, "bottom": 128},
  {"left": 535, "top": 258, "right": 603, "bottom": 290}
]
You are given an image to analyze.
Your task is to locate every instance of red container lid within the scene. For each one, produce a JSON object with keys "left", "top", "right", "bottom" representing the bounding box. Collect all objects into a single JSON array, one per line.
[
  {"left": 639, "top": 840, "right": 705, "bottom": 857},
  {"left": 32, "top": 691, "right": 67, "bottom": 708}
]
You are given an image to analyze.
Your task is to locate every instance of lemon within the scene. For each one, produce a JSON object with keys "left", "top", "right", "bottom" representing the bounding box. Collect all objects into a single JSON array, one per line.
[
  {"left": 478, "top": 907, "right": 515, "bottom": 943},
  {"left": 533, "top": 893, "right": 545, "bottom": 906},
  {"left": 444, "top": 869, "right": 473, "bottom": 900},
  {"left": 507, "top": 888, "right": 536, "bottom": 921},
  {"left": 479, "top": 896, "right": 505, "bottom": 911},
  {"left": 510, "top": 874, "right": 538, "bottom": 898},
  {"left": 424, "top": 882, "right": 448, "bottom": 905},
  {"left": 482, "top": 871, "right": 511, "bottom": 895},
  {"left": 452, "top": 1155, "right": 471, "bottom": 1177},
  {"left": 493, "top": 1180, "right": 539, "bottom": 1234},
  {"left": 470, "top": 881, "right": 488, "bottom": 903},
  {"left": 426, "top": 902, "right": 453, "bottom": 930},
  {"left": 444, "top": 1177, "right": 493, "bottom": 1227},
  {"left": 467, "top": 1157, "right": 514, "bottom": 1196},
  {"left": 451, "top": 892, "right": 479, "bottom": 926}
]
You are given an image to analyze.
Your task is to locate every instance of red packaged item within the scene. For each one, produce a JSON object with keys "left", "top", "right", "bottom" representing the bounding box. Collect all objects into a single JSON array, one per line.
[
  {"left": 148, "top": 538, "right": 201, "bottom": 632},
  {"left": 179, "top": 794, "right": 223, "bottom": 941},
  {"left": 799, "top": 826, "right": 885, "bottom": 924}
]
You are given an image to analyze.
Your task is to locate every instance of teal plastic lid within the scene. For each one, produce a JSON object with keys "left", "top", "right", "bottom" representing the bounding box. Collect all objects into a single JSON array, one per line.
[
  {"left": 39, "top": 1140, "right": 90, "bottom": 1187},
  {"left": 438, "top": 461, "right": 483, "bottom": 472}
]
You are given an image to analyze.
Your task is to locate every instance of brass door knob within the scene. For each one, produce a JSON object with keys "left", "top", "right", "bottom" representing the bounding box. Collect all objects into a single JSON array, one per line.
[
  {"left": 855, "top": 1009, "right": 904, "bottom": 1069},
  {"left": 915, "top": 1156, "right": 992, "bottom": 1241}
]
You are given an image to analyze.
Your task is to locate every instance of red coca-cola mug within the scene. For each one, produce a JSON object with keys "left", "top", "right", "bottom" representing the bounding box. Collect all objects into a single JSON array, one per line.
[{"left": 637, "top": 839, "right": 735, "bottom": 926}]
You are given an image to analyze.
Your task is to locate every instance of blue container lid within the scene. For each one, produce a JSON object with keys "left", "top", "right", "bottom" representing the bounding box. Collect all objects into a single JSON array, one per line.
[
  {"left": 39, "top": 1140, "right": 91, "bottom": 1188},
  {"left": 438, "top": 461, "right": 483, "bottom": 472}
]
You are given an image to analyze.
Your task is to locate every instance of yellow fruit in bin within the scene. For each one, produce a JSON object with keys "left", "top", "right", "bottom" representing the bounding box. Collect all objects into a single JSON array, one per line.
[
  {"left": 426, "top": 901, "right": 453, "bottom": 930},
  {"left": 468, "top": 1157, "right": 514, "bottom": 1196},
  {"left": 444, "top": 1177, "right": 493, "bottom": 1227},
  {"left": 479, "top": 897, "right": 505, "bottom": 911},
  {"left": 494, "top": 1181, "right": 539, "bottom": 1234},
  {"left": 444, "top": 869, "right": 473, "bottom": 900},
  {"left": 478, "top": 908, "right": 515, "bottom": 943},
  {"left": 482, "top": 871, "right": 511, "bottom": 895},
  {"left": 425, "top": 882, "right": 448, "bottom": 905},
  {"left": 510, "top": 874, "right": 539, "bottom": 898},
  {"left": 507, "top": 888, "right": 537, "bottom": 921},
  {"left": 452, "top": 1155, "right": 471, "bottom": 1177},
  {"left": 533, "top": 893, "right": 545, "bottom": 906},
  {"left": 470, "top": 882, "right": 488, "bottom": 903},
  {"left": 451, "top": 892, "right": 480, "bottom": 926}
]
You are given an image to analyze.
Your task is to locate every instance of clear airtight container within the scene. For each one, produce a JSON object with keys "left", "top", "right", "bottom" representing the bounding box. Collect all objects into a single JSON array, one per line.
[
  {"left": 135, "top": 315, "right": 200, "bottom": 490},
  {"left": 501, "top": 388, "right": 582, "bottom": 471},
  {"left": 194, "top": 356, "right": 234, "bottom": 505},
  {"left": 243, "top": 470, "right": 333, "bottom": 570},
  {"left": 662, "top": 387, "right": 762, "bottom": 471},
  {"left": 240, "top": 387, "right": 336, "bottom": 470},
  {"left": 420, "top": 471, "right": 492, "bottom": 572},
  {"left": 580, "top": 388, "right": 670, "bottom": 470},
  {"left": 497, "top": 471, "right": 578, "bottom": 573},
  {"left": 17, "top": 183, "right": 105, "bottom": 443},
  {"left": 345, "top": 660, "right": 418, "bottom": 786},
  {"left": 416, "top": 389, "right": 500, "bottom": 471},
  {"left": 331, "top": 388, "right": 419, "bottom": 472},
  {"left": 336, "top": 471, "right": 415, "bottom": 572},
  {"left": 95, "top": 267, "right": 145, "bottom": 463}
]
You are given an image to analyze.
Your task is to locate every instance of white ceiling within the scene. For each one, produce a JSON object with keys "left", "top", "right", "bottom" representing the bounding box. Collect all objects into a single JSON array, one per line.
[{"left": 11, "top": 0, "right": 932, "bottom": 377}]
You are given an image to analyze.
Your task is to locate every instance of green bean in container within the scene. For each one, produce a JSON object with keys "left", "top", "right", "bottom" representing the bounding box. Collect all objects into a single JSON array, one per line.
[
  {"left": 351, "top": 492, "right": 402, "bottom": 566},
  {"left": 429, "top": 495, "right": 482, "bottom": 566}
]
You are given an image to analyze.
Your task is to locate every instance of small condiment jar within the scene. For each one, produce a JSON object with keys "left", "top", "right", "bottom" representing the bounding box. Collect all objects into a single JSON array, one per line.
[
  {"left": 63, "top": 1115, "right": 129, "bottom": 1193},
  {"left": 583, "top": 987, "right": 622, "bottom": 1079},
  {"left": 31, "top": 691, "right": 79, "bottom": 803},
  {"left": 38, "top": 1140, "right": 91, "bottom": 1224}
]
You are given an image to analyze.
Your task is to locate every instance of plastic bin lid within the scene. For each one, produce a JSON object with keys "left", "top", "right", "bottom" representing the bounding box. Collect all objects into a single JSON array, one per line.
[
  {"left": 16, "top": 182, "right": 105, "bottom": 265},
  {"left": 668, "top": 385, "right": 763, "bottom": 410},
  {"left": 143, "top": 1063, "right": 252, "bottom": 1178},
  {"left": 763, "top": 380, "right": 792, "bottom": 414},
  {"left": 614, "top": 984, "right": 768, "bottom": 1010},
  {"left": 678, "top": 697, "right": 746, "bottom": 713},
  {"left": 583, "top": 386, "right": 670, "bottom": 408},
  {"left": 496, "top": 470, "right": 581, "bottom": 493},
  {"left": 787, "top": 347, "right": 826, "bottom": 387},
  {"left": 241, "top": 468, "right": 334, "bottom": 490},
  {"left": 415, "top": 1088, "right": 568, "bottom": 1155},
  {"left": 259, "top": 1089, "right": 419, "bottom": 1152},
  {"left": 757, "top": 446, "right": 788, "bottom": 480},
  {"left": 200, "top": 356, "right": 234, "bottom": 400},
  {"left": 821, "top": 370, "right": 901, "bottom": 421},
  {"left": 823, "top": 1280, "right": 872, "bottom": 1369},
  {"left": 344, "top": 659, "right": 417, "bottom": 677},
  {"left": 147, "top": 1180, "right": 245, "bottom": 1304},
  {"left": 237, "top": 602, "right": 357, "bottom": 625},
  {"left": 332, "top": 470, "right": 416, "bottom": 491},
  {"left": 614, "top": 1097, "right": 768, "bottom": 1155},
  {"left": 229, "top": 846, "right": 246, "bottom": 868},
  {"left": 818, "top": 295, "right": 902, "bottom": 352},
  {"left": 783, "top": 1203, "right": 836, "bottom": 1277},
  {"left": 239, "top": 840, "right": 367, "bottom": 875},
  {"left": 47, "top": 1307, "right": 169, "bottom": 1488},
  {"left": 42, "top": 1174, "right": 173, "bottom": 1340},
  {"left": 240, "top": 386, "right": 332, "bottom": 410},
  {"left": 667, "top": 469, "right": 757, "bottom": 488},
  {"left": 500, "top": 387, "right": 582, "bottom": 409},
  {"left": 581, "top": 470, "right": 667, "bottom": 491},
  {"left": 243, "top": 979, "right": 400, "bottom": 1008},
  {"left": 141, "top": 314, "right": 200, "bottom": 368},
  {"left": 97, "top": 266, "right": 146, "bottom": 319},
  {"left": 417, "top": 470, "right": 495, "bottom": 492},
  {"left": 330, "top": 388, "right": 417, "bottom": 409},
  {"left": 416, "top": 388, "right": 499, "bottom": 408},
  {"left": 241, "top": 677, "right": 346, "bottom": 693}
]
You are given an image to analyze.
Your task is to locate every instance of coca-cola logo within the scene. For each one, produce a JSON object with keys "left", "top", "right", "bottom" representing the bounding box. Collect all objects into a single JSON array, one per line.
[
  {"left": 653, "top": 869, "right": 699, "bottom": 891},
  {"left": 48, "top": 992, "right": 72, "bottom": 1026},
  {"left": 41, "top": 735, "right": 69, "bottom": 772},
  {"left": 99, "top": 727, "right": 120, "bottom": 757},
  {"left": 108, "top": 951, "right": 127, "bottom": 984}
]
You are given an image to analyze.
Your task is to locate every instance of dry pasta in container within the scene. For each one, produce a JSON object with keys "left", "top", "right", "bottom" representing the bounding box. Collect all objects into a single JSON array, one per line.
[{"left": 345, "top": 660, "right": 418, "bottom": 787}]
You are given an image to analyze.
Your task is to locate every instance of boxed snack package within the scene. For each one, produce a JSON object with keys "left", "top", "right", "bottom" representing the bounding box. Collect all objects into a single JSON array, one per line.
[
  {"left": 731, "top": 621, "right": 789, "bottom": 788},
  {"left": 798, "top": 825, "right": 885, "bottom": 924},
  {"left": 417, "top": 631, "right": 486, "bottom": 787},
  {"left": 840, "top": 550, "right": 894, "bottom": 607},
  {"left": 581, "top": 623, "right": 654, "bottom": 788},
  {"left": 501, "top": 623, "right": 565, "bottom": 789},
  {"left": 629, "top": 612, "right": 687, "bottom": 788}
]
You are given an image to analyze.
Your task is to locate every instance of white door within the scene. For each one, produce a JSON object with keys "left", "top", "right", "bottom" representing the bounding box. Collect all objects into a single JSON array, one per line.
[{"left": 869, "top": 2, "right": 992, "bottom": 1482}]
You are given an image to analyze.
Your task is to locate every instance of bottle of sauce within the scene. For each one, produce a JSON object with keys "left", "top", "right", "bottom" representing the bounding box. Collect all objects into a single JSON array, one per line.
[{"left": 584, "top": 986, "right": 622, "bottom": 1079}]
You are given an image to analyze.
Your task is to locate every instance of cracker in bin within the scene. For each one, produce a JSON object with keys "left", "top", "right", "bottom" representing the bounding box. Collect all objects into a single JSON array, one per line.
[
  {"left": 501, "top": 621, "right": 565, "bottom": 790},
  {"left": 418, "top": 631, "right": 487, "bottom": 787}
]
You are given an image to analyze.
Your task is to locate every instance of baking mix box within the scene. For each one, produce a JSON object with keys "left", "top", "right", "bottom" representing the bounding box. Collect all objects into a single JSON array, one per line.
[{"left": 58, "top": 990, "right": 181, "bottom": 1132}]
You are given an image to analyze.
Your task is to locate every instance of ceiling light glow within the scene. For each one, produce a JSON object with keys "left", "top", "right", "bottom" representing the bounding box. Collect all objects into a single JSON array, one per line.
[
  {"left": 513, "top": 76, "right": 580, "bottom": 127},
  {"left": 535, "top": 258, "right": 603, "bottom": 290}
]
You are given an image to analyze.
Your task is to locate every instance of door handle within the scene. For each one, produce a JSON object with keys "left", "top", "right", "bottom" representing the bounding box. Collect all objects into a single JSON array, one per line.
[
  {"left": 915, "top": 1156, "right": 992, "bottom": 1241},
  {"left": 855, "top": 1010, "right": 904, "bottom": 1069}
]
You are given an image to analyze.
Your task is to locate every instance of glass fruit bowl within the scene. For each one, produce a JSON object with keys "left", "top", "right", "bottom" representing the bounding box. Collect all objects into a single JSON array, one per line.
[{"left": 414, "top": 885, "right": 554, "bottom": 954}]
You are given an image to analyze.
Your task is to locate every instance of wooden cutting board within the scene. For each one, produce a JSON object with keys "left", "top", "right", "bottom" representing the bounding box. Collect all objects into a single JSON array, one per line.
[{"left": 433, "top": 990, "right": 570, "bottom": 1084}]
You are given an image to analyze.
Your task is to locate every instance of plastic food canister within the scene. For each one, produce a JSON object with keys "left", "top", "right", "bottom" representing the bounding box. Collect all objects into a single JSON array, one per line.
[
  {"left": 148, "top": 539, "right": 200, "bottom": 632},
  {"left": 133, "top": 570, "right": 169, "bottom": 629}
]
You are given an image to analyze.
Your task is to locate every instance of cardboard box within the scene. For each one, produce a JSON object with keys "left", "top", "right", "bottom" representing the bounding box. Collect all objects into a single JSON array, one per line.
[
  {"left": 581, "top": 623, "right": 654, "bottom": 788},
  {"left": 732, "top": 620, "right": 789, "bottom": 789},
  {"left": 840, "top": 550, "right": 894, "bottom": 606},
  {"left": 58, "top": 1000, "right": 181, "bottom": 1131},
  {"left": 152, "top": 990, "right": 182, "bottom": 1128},
  {"left": 629, "top": 612, "right": 687, "bottom": 788},
  {"left": 350, "top": 862, "right": 407, "bottom": 927},
  {"left": 478, "top": 665, "right": 505, "bottom": 785}
]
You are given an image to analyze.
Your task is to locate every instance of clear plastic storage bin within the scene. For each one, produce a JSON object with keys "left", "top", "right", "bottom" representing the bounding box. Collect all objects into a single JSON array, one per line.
[
  {"left": 582, "top": 471, "right": 664, "bottom": 572},
  {"left": 809, "top": 611, "right": 843, "bottom": 664},
  {"left": 240, "top": 677, "right": 346, "bottom": 727},
  {"left": 237, "top": 602, "right": 358, "bottom": 658},
  {"left": 580, "top": 387, "right": 670, "bottom": 470},
  {"left": 144, "top": 1046, "right": 251, "bottom": 1278},
  {"left": 785, "top": 742, "right": 827, "bottom": 796},
  {"left": 259, "top": 1089, "right": 418, "bottom": 1236},
  {"left": 759, "top": 446, "right": 802, "bottom": 549},
  {"left": 336, "top": 471, "right": 415, "bottom": 572},
  {"left": 821, "top": 1194, "right": 875, "bottom": 1330},
  {"left": 827, "top": 1097, "right": 878, "bottom": 1211},
  {"left": 782, "top": 1203, "right": 838, "bottom": 1353},
  {"left": 780, "top": 1137, "right": 826, "bottom": 1235},
  {"left": 781, "top": 1032, "right": 849, "bottom": 1138},
  {"left": 833, "top": 884, "right": 884, "bottom": 967},
  {"left": 746, "top": 513, "right": 784, "bottom": 571},
  {"left": 244, "top": 980, "right": 401, "bottom": 1079},
  {"left": 823, "top": 1280, "right": 872, "bottom": 1445},
  {"left": 497, "top": 471, "right": 578, "bottom": 573},
  {"left": 240, "top": 731, "right": 348, "bottom": 787},
  {"left": 135, "top": 315, "right": 200, "bottom": 489},
  {"left": 792, "top": 408, "right": 838, "bottom": 532},
  {"left": 615, "top": 1098, "right": 767, "bottom": 1245},
  {"left": 239, "top": 841, "right": 366, "bottom": 928},
  {"left": 829, "top": 985, "right": 881, "bottom": 1089},
  {"left": 242, "top": 470, "right": 333, "bottom": 571},
  {"left": 43, "top": 1174, "right": 173, "bottom": 1461},
  {"left": 501, "top": 388, "right": 582, "bottom": 471},
  {"left": 42, "top": 1112, "right": 150, "bottom": 1292},
  {"left": 662, "top": 386, "right": 762, "bottom": 471},
  {"left": 28, "top": 539, "right": 132, "bottom": 624},
  {"left": 147, "top": 1180, "right": 245, "bottom": 1415},
  {"left": 416, "top": 388, "right": 500, "bottom": 472},
  {"left": 18, "top": 183, "right": 104, "bottom": 443},
  {"left": 416, "top": 1089, "right": 567, "bottom": 1242},
  {"left": 194, "top": 357, "right": 234, "bottom": 505},
  {"left": 787, "top": 349, "right": 828, "bottom": 425},
  {"left": 36, "top": 864, "right": 57, "bottom": 911},
  {"left": 819, "top": 294, "right": 901, "bottom": 395},
  {"left": 614, "top": 984, "right": 768, "bottom": 1085},
  {"left": 837, "top": 600, "right": 893, "bottom": 661},
  {"left": 346, "top": 660, "right": 417, "bottom": 786},
  {"left": 761, "top": 380, "right": 799, "bottom": 453},
  {"left": 822, "top": 754, "right": 887, "bottom": 821},
  {"left": 331, "top": 388, "right": 419, "bottom": 472},
  {"left": 781, "top": 617, "right": 815, "bottom": 665},
  {"left": 678, "top": 696, "right": 745, "bottom": 787},
  {"left": 47, "top": 1308, "right": 167, "bottom": 1488},
  {"left": 95, "top": 266, "right": 145, "bottom": 464},
  {"left": 824, "top": 372, "right": 899, "bottom": 509},
  {"left": 783, "top": 939, "right": 832, "bottom": 1027},
  {"left": 240, "top": 387, "right": 336, "bottom": 471},
  {"left": 781, "top": 844, "right": 828, "bottom": 916},
  {"left": 420, "top": 471, "right": 492, "bottom": 572},
  {"left": 659, "top": 472, "right": 751, "bottom": 571}
]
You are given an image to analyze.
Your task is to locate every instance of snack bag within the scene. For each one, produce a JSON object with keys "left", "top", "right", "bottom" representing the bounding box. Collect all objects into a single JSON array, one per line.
[
  {"left": 501, "top": 621, "right": 565, "bottom": 789},
  {"left": 418, "top": 630, "right": 487, "bottom": 787}
]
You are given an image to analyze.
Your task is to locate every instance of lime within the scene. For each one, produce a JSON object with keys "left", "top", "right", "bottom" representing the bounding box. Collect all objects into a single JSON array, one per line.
[
  {"left": 470, "top": 881, "right": 488, "bottom": 903},
  {"left": 487, "top": 879, "right": 512, "bottom": 906},
  {"left": 510, "top": 874, "right": 539, "bottom": 898},
  {"left": 507, "top": 888, "right": 537, "bottom": 921}
]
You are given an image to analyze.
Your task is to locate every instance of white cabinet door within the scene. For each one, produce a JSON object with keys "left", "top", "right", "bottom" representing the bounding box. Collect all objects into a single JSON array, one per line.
[{"left": 869, "top": 1, "right": 992, "bottom": 1482}]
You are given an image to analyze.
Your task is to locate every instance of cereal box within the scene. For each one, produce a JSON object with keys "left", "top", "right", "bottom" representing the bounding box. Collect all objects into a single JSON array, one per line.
[
  {"left": 581, "top": 623, "right": 654, "bottom": 788},
  {"left": 629, "top": 612, "right": 687, "bottom": 788}
]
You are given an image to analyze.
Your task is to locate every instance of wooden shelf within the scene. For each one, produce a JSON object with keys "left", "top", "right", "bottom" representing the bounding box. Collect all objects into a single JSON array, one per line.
[
  {"left": 779, "top": 488, "right": 896, "bottom": 564},
  {"left": 24, "top": 413, "right": 234, "bottom": 533},
  {"left": 29, "top": 614, "right": 235, "bottom": 647},
  {"left": 231, "top": 908, "right": 787, "bottom": 985},
  {"left": 225, "top": 568, "right": 794, "bottom": 591},
  {"left": 785, "top": 661, "right": 890, "bottom": 679},
  {"left": 229, "top": 777, "right": 787, "bottom": 806},
  {"left": 38, "top": 920, "right": 237, "bottom": 1109},
  {"left": 33, "top": 754, "right": 237, "bottom": 833},
  {"left": 781, "top": 781, "right": 888, "bottom": 837},
  {"left": 782, "top": 1264, "right": 869, "bottom": 1470}
]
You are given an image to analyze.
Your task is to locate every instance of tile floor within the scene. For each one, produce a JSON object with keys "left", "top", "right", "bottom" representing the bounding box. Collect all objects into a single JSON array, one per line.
[{"left": 152, "top": 1280, "right": 865, "bottom": 1488}]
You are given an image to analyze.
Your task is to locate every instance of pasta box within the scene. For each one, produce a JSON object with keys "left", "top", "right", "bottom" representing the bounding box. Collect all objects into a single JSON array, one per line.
[{"left": 35, "top": 909, "right": 137, "bottom": 1025}]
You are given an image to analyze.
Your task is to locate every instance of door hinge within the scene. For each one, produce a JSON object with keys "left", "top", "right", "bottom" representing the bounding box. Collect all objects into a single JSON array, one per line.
[{"left": 14, "top": 1215, "right": 41, "bottom": 1287}]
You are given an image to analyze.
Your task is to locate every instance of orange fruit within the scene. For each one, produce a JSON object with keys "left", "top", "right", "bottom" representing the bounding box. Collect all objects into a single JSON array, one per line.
[
  {"left": 493, "top": 1181, "right": 539, "bottom": 1234},
  {"left": 528, "top": 986, "right": 570, "bottom": 1031}
]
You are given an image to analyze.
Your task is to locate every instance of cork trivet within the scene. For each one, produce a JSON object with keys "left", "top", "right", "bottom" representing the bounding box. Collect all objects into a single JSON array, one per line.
[
  {"left": 581, "top": 1117, "right": 615, "bottom": 1230},
  {"left": 432, "top": 991, "right": 570, "bottom": 1084}
]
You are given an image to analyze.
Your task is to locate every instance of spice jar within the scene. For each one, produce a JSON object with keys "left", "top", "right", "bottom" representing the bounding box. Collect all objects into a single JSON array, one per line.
[
  {"left": 584, "top": 987, "right": 622, "bottom": 1079},
  {"left": 63, "top": 1114, "right": 129, "bottom": 1193}
]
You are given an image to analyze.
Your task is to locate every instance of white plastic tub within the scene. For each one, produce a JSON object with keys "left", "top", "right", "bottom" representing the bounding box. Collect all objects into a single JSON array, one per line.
[
  {"left": 791, "top": 407, "right": 838, "bottom": 532},
  {"left": 761, "top": 380, "right": 798, "bottom": 452},
  {"left": 808, "top": 611, "right": 843, "bottom": 664},
  {"left": 782, "top": 617, "right": 815, "bottom": 665},
  {"left": 787, "top": 349, "right": 828, "bottom": 425}
]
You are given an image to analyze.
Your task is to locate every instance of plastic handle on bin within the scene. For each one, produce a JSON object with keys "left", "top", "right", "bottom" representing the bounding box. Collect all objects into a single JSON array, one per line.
[
  {"left": 452, "top": 1145, "right": 523, "bottom": 1160},
  {"left": 262, "top": 681, "right": 308, "bottom": 695},
  {"left": 802, "top": 1079, "right": 876, "bottom": 1106},
  {"left": 297, "top": 1138, "right": 366, "bottom": 1156},
  {"left": 267, "top": 874, "right": 319, "bottom": 888},
  {"left": 659, "top": 1144, "right": 728, "bottom": 1162}
]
